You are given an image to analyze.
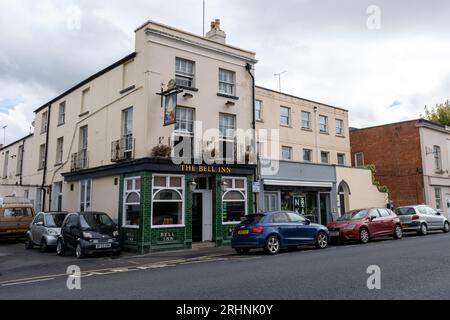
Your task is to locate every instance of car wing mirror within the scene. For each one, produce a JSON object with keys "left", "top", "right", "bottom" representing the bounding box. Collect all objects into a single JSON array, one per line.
[
  {"left": 35, "top": 221, "right": 44, "bottom": 227},
  {"left": 304, "top": 219, "right": 311, "bottom": 225}
]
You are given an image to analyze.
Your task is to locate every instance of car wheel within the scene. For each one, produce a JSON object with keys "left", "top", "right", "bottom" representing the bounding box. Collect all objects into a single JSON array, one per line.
[
  {"left": 25, "top": 236, "right": 34, "bottom": 250},
  {"left": 359, "top": 228, "right": 370, "bottom": 244},
  {"left": 56, "top": 239, "right": 65, "bottom": 256},
  {"left": 235, "top": 248, "right": 250, "bottom": 255},
  {"left": 443, "top": 222, "right": 450, "bottom": 233},
  {"left": 419, "top": 223, "right": 428, "bottom": 236},
  {"left": 264, "top": 235, "right": 280, "bottom": 255},
  {"left": 393, "top": 225, "right": 403, "bottom": 240},
  {"left": 40, "top": 238, "right": 48, "bottom": 252},
  {"left": 315, "top": 231, "right": 329, "bottom": 249},
  {"left": 75, "top": 243, "right": 84, "bottom": 259}
]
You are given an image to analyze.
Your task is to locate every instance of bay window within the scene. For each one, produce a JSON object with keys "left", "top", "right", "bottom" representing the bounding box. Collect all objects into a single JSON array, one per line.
[
  {"left": 222, "top": 177, "right": 247, "bottom": 224},
  {"left": 123, "top": 177, "right": 141, "bottom": 227},
  {"left": 152, "top": 175, "right": 184, "bottom": 227}
]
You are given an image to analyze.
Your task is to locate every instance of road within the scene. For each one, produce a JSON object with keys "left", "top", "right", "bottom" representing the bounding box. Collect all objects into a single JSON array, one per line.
[{"left": 1, "top": 232, "right": 450, "bottom": 300}]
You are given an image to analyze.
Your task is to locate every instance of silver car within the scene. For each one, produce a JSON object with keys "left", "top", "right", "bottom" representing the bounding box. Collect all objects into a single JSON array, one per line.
[
  {"left": 26, "top": 212, "right": 68, "bottom": 252},
  {"left": 395, "top": 205, "right": 449, "bottom": 235}
]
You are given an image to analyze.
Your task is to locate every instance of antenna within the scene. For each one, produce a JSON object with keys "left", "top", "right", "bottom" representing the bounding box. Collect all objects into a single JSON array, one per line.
[
  {"left": 274, "top": 71, "right": 287, "bottom": 92},
  {"left": 202, "top": 0, "right": 206, "bottom": 37},
  {"left": 2, "top": 125, "right": 7, "bottom": 145}
]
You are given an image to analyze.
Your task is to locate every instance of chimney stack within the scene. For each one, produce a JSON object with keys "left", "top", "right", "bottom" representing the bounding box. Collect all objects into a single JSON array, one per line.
[{"left": 205, "top": 19, "right": 226, "bottom": 44}]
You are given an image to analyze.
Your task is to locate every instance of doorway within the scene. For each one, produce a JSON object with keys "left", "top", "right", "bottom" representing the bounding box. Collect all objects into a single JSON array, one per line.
[
  {"left": 192, "top": 190, "right": 213, "bottom": 242},
  {"left": 319, "top": 192, "right": 331, "bottom": 225}
]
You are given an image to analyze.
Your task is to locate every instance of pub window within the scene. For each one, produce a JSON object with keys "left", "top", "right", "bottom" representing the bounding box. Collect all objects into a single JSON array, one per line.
[
  {"left": 222, "top": 177, "right": 247, "bottom": 224},
  {"left": 176, "top": 58, "right": 195, "bottom": 88},
  {"left": 152, "top": 175, "right": 184, "bottom": 227},
  {"left": 123, "top": 177, "right": 141, "bottom": 227}
]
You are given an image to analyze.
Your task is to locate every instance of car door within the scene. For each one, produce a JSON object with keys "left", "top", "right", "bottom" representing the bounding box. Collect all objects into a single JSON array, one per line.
[
  {"left": 64, "top": 214, "right": 78, "bottom": 248},
  {"left": 31, "top": 214, "right": 45, "bottom": 244},
  {"left": 1, "top": 208, "right": 20, "bottom": 234},
  {"left": 367, "top": 209, "right": 383, "bottom": 237},
  {"left": 417, "top": 205, "right": 433, "bottom": 228},
  {"left": 286, "top": 212, "right": 316, "bottom": 244},
  {"left": 378, "top": 209, "right": 395, "bottom": 235},
  {"left": 425, "top": 206, "right": 442, "bottom": 229},
  {"left": 272, "top": 212, "right": 296, "bottom": 245}
]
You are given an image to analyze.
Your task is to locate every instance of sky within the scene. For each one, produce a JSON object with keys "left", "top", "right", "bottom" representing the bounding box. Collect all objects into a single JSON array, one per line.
[{"left": 1, "top": 0, "right": 450, "bottom": 144}]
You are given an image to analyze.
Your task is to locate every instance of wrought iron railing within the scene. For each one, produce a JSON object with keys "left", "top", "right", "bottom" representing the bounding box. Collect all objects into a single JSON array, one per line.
[
  {"left": 111, "top": 134, "right": 134, "bottom": 162},
  {"left": 70, "top": 149, "right": 88, "bottom": 172}
]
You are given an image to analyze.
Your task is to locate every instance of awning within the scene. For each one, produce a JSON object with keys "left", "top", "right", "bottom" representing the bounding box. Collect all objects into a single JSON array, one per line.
[{"left": 263, "top": 179, "right": 333, "bottom": 188}]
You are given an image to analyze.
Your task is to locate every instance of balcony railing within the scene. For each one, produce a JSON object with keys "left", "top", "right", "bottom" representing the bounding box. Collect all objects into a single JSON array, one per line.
[
  {"left": 71, "top": 150, "right": 89, "bottom": 172},
  {"left": 111, "top": 134, "right": 135, "bottom": 162}
]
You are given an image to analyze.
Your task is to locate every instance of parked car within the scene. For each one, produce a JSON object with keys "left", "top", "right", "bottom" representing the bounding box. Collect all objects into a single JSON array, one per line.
[
  {"left": 25, "top": 211, "right": 68, "bottom": 252},
  {"left": 231, "top": 211, "right": 330, "bottom": 255},
  {"left": 327, "top": 208, "right": 403, "bottom": 244},
  {"left": 395, "top": 205, "right": 450, "bottom": 235},
  {"left": 0, "top": 196, "right": 35, "bottom": 239},
  {"left": 56, "top": 212, "right": 121, "bottom": 259}
]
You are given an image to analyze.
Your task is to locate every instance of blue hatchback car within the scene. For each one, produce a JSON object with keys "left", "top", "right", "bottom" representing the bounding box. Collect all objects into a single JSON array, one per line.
[{"left": 231, "top": 211, "right": 330, "bottom": 255}]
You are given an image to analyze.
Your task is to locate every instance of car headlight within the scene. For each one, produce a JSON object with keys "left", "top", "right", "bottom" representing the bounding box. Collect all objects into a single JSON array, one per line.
[
  {"left": 83, "top": 232, "right": 93, "bottom": 239},
  {"left": 113, "top": 231, "right": 119, "bottom": 237},
  {"left": 342, "top": 224, "right": 356, "bottom": 230},
  {"left": 47, "top": 229, "right": 58, "bottom": 236}
]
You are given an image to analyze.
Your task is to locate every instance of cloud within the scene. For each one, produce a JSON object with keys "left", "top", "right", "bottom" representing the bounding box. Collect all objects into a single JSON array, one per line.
[{"left": 1, "top": 0, "right": 450, "bottom": 143}]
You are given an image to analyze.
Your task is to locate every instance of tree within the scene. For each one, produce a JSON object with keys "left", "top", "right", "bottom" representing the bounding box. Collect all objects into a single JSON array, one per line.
[{"left": 422, "top": 100, "right": 450, "bottom": 126}]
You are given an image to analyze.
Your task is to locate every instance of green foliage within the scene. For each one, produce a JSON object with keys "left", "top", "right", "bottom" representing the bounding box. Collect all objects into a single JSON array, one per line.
[
  {"left": 363, "top": 164, "right": 390, "bottom": 194},
  {"left": 151, "top": 144, "right": 172, "bottom": 158},
  {"left": 422, "top": 100, "right": 450, "bottom": 126}
]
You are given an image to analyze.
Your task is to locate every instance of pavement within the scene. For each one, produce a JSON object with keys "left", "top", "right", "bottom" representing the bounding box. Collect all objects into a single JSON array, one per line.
[{"left": 1, "top": 231, "right": 450, "bottom": 300}]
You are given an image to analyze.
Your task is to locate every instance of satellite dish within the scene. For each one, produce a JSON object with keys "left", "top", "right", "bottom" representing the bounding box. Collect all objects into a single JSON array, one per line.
[{"left": 31, "top": 121, "right": 35, "bottom": 128}]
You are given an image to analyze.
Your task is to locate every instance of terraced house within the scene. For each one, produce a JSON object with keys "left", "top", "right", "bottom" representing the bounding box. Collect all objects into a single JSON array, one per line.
[{"left": 0, "top": 19, "right": 258, "bottom": 253}]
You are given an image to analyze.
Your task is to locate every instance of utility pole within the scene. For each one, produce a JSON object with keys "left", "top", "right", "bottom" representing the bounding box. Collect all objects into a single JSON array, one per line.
[{"left": 274, "top": 71, "right": 287, "bottom": 92}]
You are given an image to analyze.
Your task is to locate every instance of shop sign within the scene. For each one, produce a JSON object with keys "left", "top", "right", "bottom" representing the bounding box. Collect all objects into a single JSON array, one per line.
[
  {"left": 159, "top": 232, "right": 176, "bottom": 242},
  {"left": 180, "top": 164, "right": 233, "bottom": 174},
  {"left": 293, "top": 196, "right": 306, "bottom": 215}
]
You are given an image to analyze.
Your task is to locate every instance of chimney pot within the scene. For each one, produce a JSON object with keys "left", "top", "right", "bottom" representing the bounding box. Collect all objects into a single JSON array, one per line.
[{"left": 205, "top": 18, "right": 226, "bottom": 44}]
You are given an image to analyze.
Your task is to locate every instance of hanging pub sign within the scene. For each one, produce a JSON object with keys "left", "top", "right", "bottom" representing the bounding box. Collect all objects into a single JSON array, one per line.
[{"left": 157, "top": 79, "right": 184, "bottom": 127}]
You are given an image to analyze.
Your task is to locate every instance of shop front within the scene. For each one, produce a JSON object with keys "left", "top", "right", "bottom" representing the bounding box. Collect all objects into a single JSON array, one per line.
[
  {"left": 64, "top": 158, "right": 255, "bottom": 253},
  {"left": 258, "top": 160, "right": 338, "bottom": 225}
]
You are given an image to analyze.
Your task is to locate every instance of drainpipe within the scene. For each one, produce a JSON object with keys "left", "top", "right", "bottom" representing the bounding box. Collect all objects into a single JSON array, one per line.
[
  {"left": 246, "top": 63, "right": 258, "bottom": 210},
  {"left": 19, "top": 140, "right": 25, "bottom": 186},
  {"left": 42, "top": 104, "right": 51, "bottom": 211}
]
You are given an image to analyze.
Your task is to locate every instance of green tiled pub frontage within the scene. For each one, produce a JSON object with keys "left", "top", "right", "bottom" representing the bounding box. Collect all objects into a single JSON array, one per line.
[{"left": 118, "top": 161, "right": 255, "bottom": 254}]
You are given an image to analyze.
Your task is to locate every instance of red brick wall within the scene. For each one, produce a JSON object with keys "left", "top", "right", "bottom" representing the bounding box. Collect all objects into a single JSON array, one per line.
[{"left": 350, "top": 120, "right": 424, "bottom": 207}]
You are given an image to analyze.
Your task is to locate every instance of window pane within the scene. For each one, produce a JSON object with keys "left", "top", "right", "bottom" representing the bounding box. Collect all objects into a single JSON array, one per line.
[
  {"left": 126, "top": 180, "right": 133, "bottom": 191},
  {"left": 154, "top": 176, "right": 167, "bottom": 187},
  {"left": 126, "top": 192, "right": 140, "bottom": 203},
  {"left": 154, "top": 190, "right": 182, "bottom": 201},
  {"left": 124, "top": 204, "right": 140, "bottom": 226},
  {"left": 234, "top": 179, "right": 245, "bottom": 189},
  {"left": 153, "top": 202, "right": 183, "bottom": 226},
  {"left": 170, "top": 177, "right": 182, "bottom": 188},
  {"left": 224, "top": 191, "right": 245, "bottom": 201},
  {"left": 135, "top": 178, "right": 141, "bottom": 190},
  {"left": 223, "top": 201, "right": 246, "bottom": 223}
]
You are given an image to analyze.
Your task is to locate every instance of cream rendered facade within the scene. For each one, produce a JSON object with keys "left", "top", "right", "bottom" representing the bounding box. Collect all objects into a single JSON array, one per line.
[
  {"left": 418, "top": 122, "right": 450, "bottom": 217},
  {"left": 0, "top": 20, "right": 257, "bottom": 252}
]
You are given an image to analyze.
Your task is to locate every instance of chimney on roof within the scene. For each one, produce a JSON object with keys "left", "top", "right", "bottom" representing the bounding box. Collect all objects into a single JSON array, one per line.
[{"left": 205, "top": 19, "right": 226, "bottom": 44}]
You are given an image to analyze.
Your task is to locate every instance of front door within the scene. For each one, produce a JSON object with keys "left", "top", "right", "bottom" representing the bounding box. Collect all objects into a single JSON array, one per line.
[
  {"left": 192, "top": 191, "right": 213, "bottom": 242},
  {"left": 319, "top": 193, "right": 331, "bottom": 225}
]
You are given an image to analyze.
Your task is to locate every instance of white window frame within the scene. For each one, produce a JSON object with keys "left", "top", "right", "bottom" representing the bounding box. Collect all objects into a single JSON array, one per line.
[
  {"left": 319, "top": 115, "right": 328, "bottom": 133},
  {"left": 218, "top": 69, "right": 235, "bottom": 95},
  {"left": 303, "top": 148, "right": 312, "bottom": 162},
  {"left": 175, "top": 58, "right": 195, "bottom": 88},
  {"left": 255, "top": 100, "right": 263, "bottom": 121},
  {"left": 336, "top": 119, "right": 344, "bottom": 135},
  {"left": 301, "top": 111, "right": 311, "bottom": 129},
  {"left": 123, "top": 176, "right": 141, "bottom": 228},
  {"left": 433, "top": 145, "right": 442, "bottom": 171},
  {"left": 435, "top": 187, "right": 442, "bottom": 210},
  {"left": 41, "top": 111, "right": 48, "bottom": 133},
  {"left": 151, "top": 174, "right": 185, "bottom": 229},
  {"left": 56, "top": 137, "right": 64, "bottom": 164},
  {"left": 337, "top": 153, "right": 346, "bottom": 166},
  {"left": 175, "top": 107, "right": 194, "bottom": 136},
  {"left": 222, "top": 176, "right": 248, "bottom": 225},
  {"left": 355, "top": 152, "right": 365, "bottom": 167},
  {"left": 79, "top": 179, "right": 92, "bottom": 212},
  {"left": 282, "top": 146, "right": 292, "bottom": 160},
  {"left": 58, "top": 102, "right": 66, "bottom": 126},
  {"left": 321, "top": 151, "right": 330, "bottom": 164},
  {"left": 280, "top": 106, "right": 291, "bottom": 126}
]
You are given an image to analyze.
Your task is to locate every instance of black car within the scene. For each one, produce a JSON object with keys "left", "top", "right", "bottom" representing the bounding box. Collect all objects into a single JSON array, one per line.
[{"left": 56, "top": 212, "right": 121, "bottom": 259}]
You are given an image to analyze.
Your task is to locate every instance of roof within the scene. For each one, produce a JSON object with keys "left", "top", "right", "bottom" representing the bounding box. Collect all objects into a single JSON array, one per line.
[
  {"left": 135, "top": 19, "right": 256, "bottom": 56},
  {"left": 34, "top": 52, "right": 137, "bottom": 113},
  {"left": 351, "top": 118, "right": 448, "bottom": 133},
  {"left": 256, "top": 86, "right": 349, "bottom": 112},
  {"left": 0, "top": 133, "right": 33, "bottom": 152},
  {"left": 0, "top": 196, "right": 32, "bottom": 206}
]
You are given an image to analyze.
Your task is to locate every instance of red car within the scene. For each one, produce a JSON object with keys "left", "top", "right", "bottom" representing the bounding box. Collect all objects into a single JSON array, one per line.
[{"left": 327, "top": 208, "right": 403, "bottom": 244}]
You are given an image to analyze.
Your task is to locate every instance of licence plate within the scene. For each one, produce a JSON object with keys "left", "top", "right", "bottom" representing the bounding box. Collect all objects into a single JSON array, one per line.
[
  {"left": 96, "top": 243, "right": 112, "bottom": 249},
  {"left": 330, "top": 231, "right": 340, "bottom": 237},
  {"left": 238, "top": 230, "right": 249, "bottom": 235}
]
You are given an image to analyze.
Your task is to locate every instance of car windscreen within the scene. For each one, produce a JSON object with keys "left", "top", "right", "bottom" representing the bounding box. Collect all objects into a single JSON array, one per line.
[
  {"left": 395, "top": 207, "right": 415, "bottom": 216},
  {"left": 3, "top": 207, "right": 33, "bottom": 218},
  {"left": 80, "top": 213, "right": 114, "bottom": 230},
  {"left": 45, "top": 213, "right": 67, "bottom": 228},
  {"left": 338, "top": 210, "right": 369, "bottom": 221},
  {"left": 241, "top": 215, "right": 265, "bottom": 224}
]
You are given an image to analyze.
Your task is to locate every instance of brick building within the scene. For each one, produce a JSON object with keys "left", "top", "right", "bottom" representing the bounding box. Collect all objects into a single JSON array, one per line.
[{"left": 350, "top": 119, "right": 450, "bottom": 216}]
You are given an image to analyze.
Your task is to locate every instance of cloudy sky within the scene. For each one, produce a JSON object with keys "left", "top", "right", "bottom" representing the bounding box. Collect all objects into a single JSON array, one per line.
[{"left": 1, "top": 0, "right": 450, "bottom": 144}]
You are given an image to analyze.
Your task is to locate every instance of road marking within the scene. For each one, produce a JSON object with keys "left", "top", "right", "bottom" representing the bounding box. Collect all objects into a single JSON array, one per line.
[{"left": 1, "top": 277, "right": 55, "bottom": 287}]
